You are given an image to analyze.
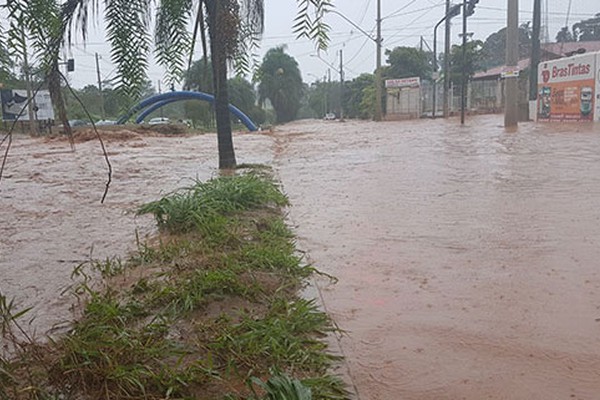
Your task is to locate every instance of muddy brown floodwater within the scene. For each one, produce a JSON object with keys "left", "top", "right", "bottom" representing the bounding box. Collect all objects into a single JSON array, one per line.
[
  {"left": 274, "top": 116, "right": 600, "bottom": 400},
  {"left": 2, "top": 116, "right": 600, "bottom": 399},
  {"left": 0, "top": 131, "right": 272, "bottom": 335}
]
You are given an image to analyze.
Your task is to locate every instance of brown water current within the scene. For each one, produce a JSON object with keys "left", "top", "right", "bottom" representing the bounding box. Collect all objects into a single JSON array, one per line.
[
  {"left": 273, "top": 116, "right": 600, "bottom": 400},
  {"left": 0, "top": 131, "right": 272, "bottom": 335},
  {"left": 2, "top": 116, "right": 600, "bottom": 399}
]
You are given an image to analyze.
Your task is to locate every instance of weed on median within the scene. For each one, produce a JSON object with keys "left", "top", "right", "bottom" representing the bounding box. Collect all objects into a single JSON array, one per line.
[{"left": 1, "top": 168, "right": 347, "bottom": 400}]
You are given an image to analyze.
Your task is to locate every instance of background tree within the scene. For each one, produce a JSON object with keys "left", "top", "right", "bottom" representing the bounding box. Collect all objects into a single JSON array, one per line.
[
  {"left": 344, "top": 73, "right": 375, "bottom": 120},
  {"left": 480, "top": 23, "right": 532, "bottom": 69},
  {"left": 0, "top": 39, "right": 15, "bottom": 84},
  {"left": 184, "top": 57, "right": 213, "bottom": 92},
  {"left": 306, "top": 80, "right": 334, "bottom": 118},
  {"left": 256, "top": 47, "right": 303, "bottom": 123},
  {"left": 556, "top": 26, "right": 575, "bottom": 43},
  {"left": 384, "top": 46, "right": 432, "bottom": 80},
  {"left": 572, "top": 13, "right": 600, "bottom": 41},
  {"left": 228, "top": 76, "right": 265, "bottom": 126},
  {"left": 448, "top": 40, "right": 484, "bottom": 86},
  {"left": 183, "top": 57, "right": 215, "bottom": 128},
  {"left": 555, "top": 13, "right": 600, "bottom": 42}
]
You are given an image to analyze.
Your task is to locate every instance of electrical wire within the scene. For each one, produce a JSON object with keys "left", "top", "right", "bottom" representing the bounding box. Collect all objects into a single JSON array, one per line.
[
  {"left": 383, "top": 0, "right": 421, "bottom": 20},
  {"left": 384, "top": 2, "right": 445, "bottom": 44},
  {"left": 356, "top": 0, "right": 372, "bottom": 26},
  {"left": 383, "top": 3, "right": 447, "bottom": 20}
]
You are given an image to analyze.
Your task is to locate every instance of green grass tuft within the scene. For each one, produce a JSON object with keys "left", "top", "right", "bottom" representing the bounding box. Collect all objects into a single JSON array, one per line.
[
  {"left": 2, "top": 168, "right": 348, "bottom": 399},
  {"left": 138, "top": 173, "right": 289, "bottom": 235}
]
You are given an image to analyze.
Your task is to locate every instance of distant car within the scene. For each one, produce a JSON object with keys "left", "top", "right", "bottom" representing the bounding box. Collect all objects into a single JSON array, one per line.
[
  {"left": 69, "top": 119, "right": 90, "bottom": 127},
  {"left": 96, "top": 120, "right": 117, "bottom": 126},
  {"left": 58, "top": 119, "right": 89, "bottom": 130},
  {"left": 148, "top": 117, "right": 170, "bottom": 125},
  {"left": 324, "top": 113, "right": 336, "bottom": 120}
]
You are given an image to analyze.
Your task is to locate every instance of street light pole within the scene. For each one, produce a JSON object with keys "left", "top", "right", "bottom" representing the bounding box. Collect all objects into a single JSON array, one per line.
[
  {"left": 374, "top": 0, "right": 383, "bottom": 121},
  {"left": 339, "top": 49, "right": 345, "bottom": 121},
  {"left": 443, "top": 0, "right": 451, "bottom": 118},
  {"left": 434, "top": 4, "right": 461, "bottom": 119}
]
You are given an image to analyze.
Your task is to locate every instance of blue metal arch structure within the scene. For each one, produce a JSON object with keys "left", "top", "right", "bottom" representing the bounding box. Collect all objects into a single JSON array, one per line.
[{"left": 117, "top": 91, "right": 258, "bottom": 131}]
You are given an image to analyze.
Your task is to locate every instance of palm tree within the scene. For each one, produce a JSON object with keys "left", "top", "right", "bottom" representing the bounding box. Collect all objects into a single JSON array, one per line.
[{"left": 257, "top": 46, "right": 304, "bottom": 123}]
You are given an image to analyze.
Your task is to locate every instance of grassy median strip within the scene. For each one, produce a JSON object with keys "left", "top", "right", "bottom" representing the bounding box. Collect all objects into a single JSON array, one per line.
[{"left": 0, "top": 168, "right": 347, "bottom": 400}]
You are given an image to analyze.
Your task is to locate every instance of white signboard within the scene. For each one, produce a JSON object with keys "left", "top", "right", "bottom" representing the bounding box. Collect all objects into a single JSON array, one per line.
[
  {"left": 385, "top": 77, "right": 421, "bottom": 88},
  {"left": 1, "top": 89, "right": 55, "bottom": 121},
  {"left": 537, "top": 52, "right": 598, "bottom": 122},
  {"left": 538, "top": 53, "right": 596, "bottom": 85}
]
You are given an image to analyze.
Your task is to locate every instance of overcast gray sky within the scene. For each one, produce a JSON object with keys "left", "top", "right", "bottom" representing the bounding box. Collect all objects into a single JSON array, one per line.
[{"left": 66, "top": 0, "right": 600, "bottom": 89}]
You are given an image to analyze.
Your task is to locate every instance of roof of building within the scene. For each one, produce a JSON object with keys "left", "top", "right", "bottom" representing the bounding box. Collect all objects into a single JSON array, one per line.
[
  {"left": 541, "top": 41, "right": 600, "bottom": 58},
  {"left": 472, "top": 41, "right": 600, "bottom": 80},
  {"left": 473, "top": 58, "right": 531, "bottom": 80}
]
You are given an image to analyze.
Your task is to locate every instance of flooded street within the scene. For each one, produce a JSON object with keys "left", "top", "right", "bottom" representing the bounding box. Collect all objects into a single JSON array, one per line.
[
  {"left": 2, "top": 115, "right": 600, "bottom": 398},
  {"left": 274, "top": 116, "right": 600, "bottom": 399}
]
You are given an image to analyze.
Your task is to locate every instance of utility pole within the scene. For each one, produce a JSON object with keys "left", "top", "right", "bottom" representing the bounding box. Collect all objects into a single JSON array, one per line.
[
  {"left": 460, "top": 0, "right": 468, "bottom": 125},
  {"left": 443, "top": 0, "right": 451, "bottom": 118},
  {"left": 339, "top": 49, "right": 344, "bottom": 122},
  {"left": 529, "top": 0, "right": 541, "bottom": 119},
  {"left": 327, "top": 68, "right": 331, "bottom": 114},
  {"left": 21, "top": 27, "right": 38, "bottom": 136},
  {"left": 505, "top": 0, "right": 519, "bottom": 128},
  {"left": 374, "top": 0, "right": 383, "bottom": 121},
  {"left": 95, "top": 53, "right": 106, "bottom": 120}
]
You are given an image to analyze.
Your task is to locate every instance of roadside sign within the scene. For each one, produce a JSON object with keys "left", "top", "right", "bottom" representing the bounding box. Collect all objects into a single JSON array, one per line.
[
  {"left": 501, "top": 67, "right": 520, "bottom": 78},
  {"left": 385, "top": 77, "right": 421, "bottom": 88}
]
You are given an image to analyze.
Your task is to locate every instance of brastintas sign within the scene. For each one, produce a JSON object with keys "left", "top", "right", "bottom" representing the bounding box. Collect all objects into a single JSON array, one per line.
[
  {"left": 385, "top": 77, "right": 421, "bottom": 88},
  {"left": 1, "top": 89, "right": 55, "bottom": 121},
  {"left": 537, "top": 52, "right": 599, "bottom": 122}
]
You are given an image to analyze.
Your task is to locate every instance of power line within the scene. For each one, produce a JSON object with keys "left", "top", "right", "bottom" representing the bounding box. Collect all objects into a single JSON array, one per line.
[
  {"left": 356, "top": 0, "right": 372, "bottom": 26},
  {"left": 383, "top": 3, "right": 446, "bottom": 20},
  {"left": 477, "top": 5, "right": 594, "bottom": 17},
  {"left": 564, "top": 0, "right": 573, "bottom": 27},
  {"left": 383, "top": 0, "right": 421, "bottom": 20},
  {"left": 384, "top": 2, "right": 445, "bottom": 44}
]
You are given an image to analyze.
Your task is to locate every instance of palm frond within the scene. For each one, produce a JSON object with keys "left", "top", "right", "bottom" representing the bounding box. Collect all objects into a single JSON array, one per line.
[
  {"left": 105, "top": 0, "right": 152, "bottom": 102},
  {"left": 155, "top": 0, "right": 193, "bottom": 86},
  {"left": 293, "top": 0, "right": 331, "bottom": 51},
  {"left": 61, "top": 0, "right": 100, "bottom": 44}
]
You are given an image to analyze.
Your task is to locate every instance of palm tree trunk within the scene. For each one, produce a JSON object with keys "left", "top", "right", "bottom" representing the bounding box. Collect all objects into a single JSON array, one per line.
[
  {"left": 47, "top": 62, "right": 71, "bottom": 137},
  {"left": 206, "top": 0, "right": 236, "bottom": 169}
]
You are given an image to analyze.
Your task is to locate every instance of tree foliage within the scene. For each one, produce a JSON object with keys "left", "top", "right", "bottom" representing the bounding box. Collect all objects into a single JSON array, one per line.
[
  {"left": 481, "top": 23, "right": 532, "bottom": 69},
  {"left": 555, "top": 13, "right": 600, "bottom": 42},
  {"left": 256, "top": 47, "right": 303, "bottom": 123},
  {"left": 449, "top": 40, "right": 484, "bottom": 86},
  {"left": 573, "top": 13, "right": 600, "bottom": 41},
  {"left": 384, "top": 46, "right": 432, "bottom": 80},
  {"left": 184, "top": 58, "right": 213, "bottom": 92},
  {"left": 344, "top": 73, "right": 376, "bottom": 120}
]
